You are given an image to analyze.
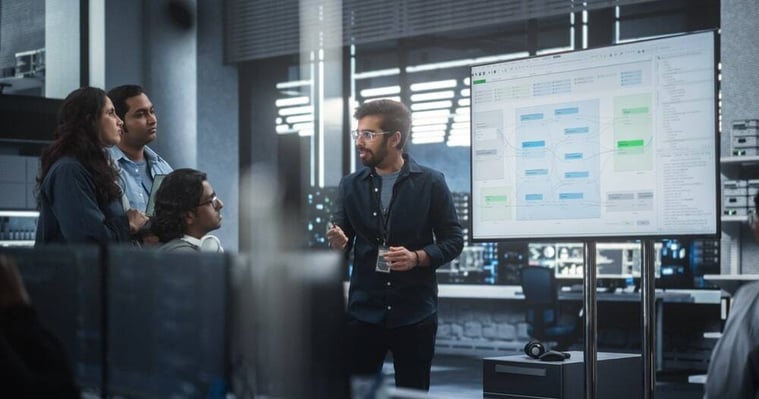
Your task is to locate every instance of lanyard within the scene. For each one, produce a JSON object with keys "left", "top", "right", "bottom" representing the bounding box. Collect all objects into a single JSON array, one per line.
[{"left": 369, "top": 173, "right": 394, "bottom": 246}]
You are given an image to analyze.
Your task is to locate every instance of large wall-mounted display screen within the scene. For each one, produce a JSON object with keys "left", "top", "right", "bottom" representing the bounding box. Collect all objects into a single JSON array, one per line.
[{"left": 470, "top": 31, "right": 718, "bottom": 241}]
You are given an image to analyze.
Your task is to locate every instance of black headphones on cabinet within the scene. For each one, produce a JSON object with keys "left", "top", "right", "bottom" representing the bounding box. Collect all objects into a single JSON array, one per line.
[{"left": 524, "top": 340, "right": 571, "bottom": 362}]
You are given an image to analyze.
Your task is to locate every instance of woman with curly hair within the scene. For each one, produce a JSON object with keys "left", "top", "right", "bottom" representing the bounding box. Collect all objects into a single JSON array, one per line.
[
  {"left": 35, "top": 87, "right": 149, "bottom": 245},
  {"left": 151, "top": 168, "right": 224, "bottom": 252}
]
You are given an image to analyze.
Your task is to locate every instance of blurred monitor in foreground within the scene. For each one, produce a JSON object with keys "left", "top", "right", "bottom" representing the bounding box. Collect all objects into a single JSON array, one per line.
[
  {"left": 1, "top": 245, "right": 103, "bottom": 393},
  {"left": 107, "top": 247, "right": 228, "bottom": 398},
  {"left": 229, "top": 250, "right": 349, "bottom": 399}
]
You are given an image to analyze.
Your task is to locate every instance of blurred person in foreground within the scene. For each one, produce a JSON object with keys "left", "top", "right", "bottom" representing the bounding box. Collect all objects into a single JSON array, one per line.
[
  {"left": 151, "top": 168, "right": 224, "bottom": 252},
  {"left": 327, "top": 99, "right": 463, "bottom": 390},
  {"left": 0, "top": 255, "right": 79, "bottom": 398},
  {"left": 704, "top": 193, "right": 759, "bottom": 398},
  {"left": 35, "top": 87, "right": 149, "bottom": 245}
]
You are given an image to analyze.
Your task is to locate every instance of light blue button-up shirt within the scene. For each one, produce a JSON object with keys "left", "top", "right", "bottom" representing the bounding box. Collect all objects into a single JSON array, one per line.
[{"left": 108, "top": 145, "right": 173, "bottom": 211}]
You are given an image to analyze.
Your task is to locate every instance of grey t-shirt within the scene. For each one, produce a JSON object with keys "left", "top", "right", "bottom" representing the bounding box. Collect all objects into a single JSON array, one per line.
[{"left": 379, "top": 171, "right": 400, "bottom": 215}]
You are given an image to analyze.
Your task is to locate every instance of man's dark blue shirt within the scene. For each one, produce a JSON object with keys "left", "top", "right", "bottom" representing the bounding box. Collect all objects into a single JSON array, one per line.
[{"left": 334, "top": 154, "right": 464, "bottom": 328}]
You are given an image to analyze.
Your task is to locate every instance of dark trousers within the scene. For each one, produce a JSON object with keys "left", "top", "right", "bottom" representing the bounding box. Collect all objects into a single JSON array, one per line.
[{"left": 346, "top": 314, "right": 437, "bottom": 391}]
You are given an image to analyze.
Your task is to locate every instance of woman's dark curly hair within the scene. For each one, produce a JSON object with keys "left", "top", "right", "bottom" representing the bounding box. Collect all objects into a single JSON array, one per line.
[
  {"left": 151, "top": 168, "right": 207, "bottom": 243},
  {"left": 36, "top": 87, "right": 122, "bottom": 206}
]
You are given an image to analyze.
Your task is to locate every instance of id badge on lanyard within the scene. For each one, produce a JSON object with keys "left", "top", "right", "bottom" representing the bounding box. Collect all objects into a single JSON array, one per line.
[
  {"left": 372, "top": 174, "right": 392, "bottom": 273},
  {"left": 375, "top": 244, "right": 391, "bottom": 273}
]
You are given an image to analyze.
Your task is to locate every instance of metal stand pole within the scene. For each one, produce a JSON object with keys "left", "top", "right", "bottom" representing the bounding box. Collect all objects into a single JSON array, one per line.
[
  {"left": 583, "top": 241, "right": 597, "bottom": 399},
  {"left": 642, "top": 240, "right": 657, "bottom": 398}
]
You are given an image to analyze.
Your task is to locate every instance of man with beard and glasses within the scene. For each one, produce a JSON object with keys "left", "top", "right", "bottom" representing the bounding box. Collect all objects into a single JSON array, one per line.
[{"left": 326, "top": 99, "right": 463, "bottom": 391}]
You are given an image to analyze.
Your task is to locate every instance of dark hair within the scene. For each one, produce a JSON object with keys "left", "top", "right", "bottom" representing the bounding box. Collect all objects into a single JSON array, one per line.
[
  {"left": 152, "top": 168, "right": 207, "bottom": 243},
  {"left": 107, "top": 84, "right": 145, "bottom": 121},
  {"left": 353, "top": 99, "right": 412, "bottom": 149},
  {"left": 36, "top": 87, "right": 121, "bottom": 206}
]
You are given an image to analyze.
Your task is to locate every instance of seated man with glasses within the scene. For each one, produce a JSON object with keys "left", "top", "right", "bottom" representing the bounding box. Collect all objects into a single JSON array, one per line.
[{"left": 151, "top": 168, "right": 224, "bottom": 252}]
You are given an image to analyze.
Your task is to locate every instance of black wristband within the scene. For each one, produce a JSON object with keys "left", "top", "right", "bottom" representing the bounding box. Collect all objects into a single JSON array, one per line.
[{"left": 414, "top": 250, "right": 420, "bottom": 267}]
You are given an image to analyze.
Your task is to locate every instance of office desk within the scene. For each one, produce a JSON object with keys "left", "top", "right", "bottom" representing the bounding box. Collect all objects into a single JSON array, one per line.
[
  {"left": 435, "top": 285, "right": 717, "bottom": 371},
  {"left": 558, "top": 290, "right": 693, "bottom": 303},
  {"left": 703, "top": 274, "right": 759, "bottom": 295},
  {"left": 347, "top": 283, "right": 718, "bottom": 370},
  {"left": 436, "top": 284, "right": 718, "bottom": 304}
]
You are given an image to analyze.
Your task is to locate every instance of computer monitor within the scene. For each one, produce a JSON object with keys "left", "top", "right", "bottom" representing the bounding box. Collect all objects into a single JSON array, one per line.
[
  {"left": 528, "top": 241, "right": 638, "bottom": 279},
  {"left": 528, "top": 242, "right": 583, "bottom": 278},
  {"left": 656, "top": 239, "right": 692, "bottom": 289},
  {"left": 626, "top": 241, "right": 662, "bottom": 279},
  {"left": 527, "top": 240, "right": 679, "bottom": 292},
  {"left": 106, "top": 247, "right": 228, "bottom": 398},
  {"left": 0, "top": 245, "right": 103, "bottom": 392},
  {"left": 596, "top": 242, "right": 638, "bottom": 278},
  {"left": 3, "top": 246, "right": 350, "bottom": 397},
  {"left": 470, "top": 30, "right": 719, "bottom": 241},
  {"left": 228, "top": 251, "right": 349, "bottom": 398},
  {"left": 0, "top": 94, "right": 62, "bottom": 142}
]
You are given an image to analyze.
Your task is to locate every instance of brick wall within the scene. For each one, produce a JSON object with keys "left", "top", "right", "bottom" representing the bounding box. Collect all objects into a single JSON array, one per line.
[{"left": 437, "top": 298, "right": 530, "bottom": 356}]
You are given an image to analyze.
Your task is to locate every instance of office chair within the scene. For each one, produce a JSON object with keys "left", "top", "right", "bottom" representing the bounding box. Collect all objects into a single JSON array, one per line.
[{"left": 520, "top": 266, "right": 581, "bottom": 351}]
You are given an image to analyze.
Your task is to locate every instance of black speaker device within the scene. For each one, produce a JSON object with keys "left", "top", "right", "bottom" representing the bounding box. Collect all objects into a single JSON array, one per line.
[{"left": 524, "top": 340, "right": 571, "bottom": 362}]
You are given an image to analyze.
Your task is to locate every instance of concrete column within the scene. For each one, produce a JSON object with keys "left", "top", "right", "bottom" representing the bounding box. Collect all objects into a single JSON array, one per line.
[
  {"left": 300, "top": 0, "right": 344, "bottom": 188},
  {"left": 142, "top": 0, "right": 197, "bottom": 169},
  {"left": 197, "top": 0, "right": 239, "bottom": 250},
  {"left": 88, "top": 0, "right": 105, "bottom": 89},
  {"left": 104, "top": 1, "right": 144, "bottom": 88},
  {"left": 44, "top": 0, "right": 80, "bottom": 98}
]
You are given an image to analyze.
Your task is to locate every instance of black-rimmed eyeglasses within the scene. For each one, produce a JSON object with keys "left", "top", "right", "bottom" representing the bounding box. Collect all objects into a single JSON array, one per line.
[
  {"left": 198, "top": 195, "right": 221, "bottom": 208},
  {"left": 351, "top": 129, "right": 394, "bottom": 141}
]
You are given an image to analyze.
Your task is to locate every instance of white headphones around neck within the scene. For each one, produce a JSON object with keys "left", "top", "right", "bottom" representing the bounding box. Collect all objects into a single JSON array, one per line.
[{"left": 199, "top": 235, "right": 224, "bottom": 253}]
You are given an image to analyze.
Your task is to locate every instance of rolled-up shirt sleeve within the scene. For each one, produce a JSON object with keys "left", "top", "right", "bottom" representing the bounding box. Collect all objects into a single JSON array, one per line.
[{"left": 423, "top": 172, "right": 464, "bottom": 269}]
